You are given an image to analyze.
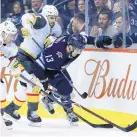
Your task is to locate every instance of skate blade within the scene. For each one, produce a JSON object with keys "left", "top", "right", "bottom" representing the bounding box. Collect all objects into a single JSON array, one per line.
[
  {"left": 28, "top": 122, "right": 41, "bottom": 127},
  {"left": 4, "top": 112, "right": 20, "bottom": 121},
  {"left": 69, "top": 121, "right": 78, "bottom": 126},
  {"left": 7, "top": 125, "right": 13, "bottom": 130}
]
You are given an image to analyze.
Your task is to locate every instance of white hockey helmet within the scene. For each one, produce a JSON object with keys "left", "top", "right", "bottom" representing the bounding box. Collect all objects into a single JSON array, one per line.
[
  {"left": 0, "top": 21, "right": 18, "bottom": 42},
  {"left": 0, "top": 20, "right": 17, "bottom": 36},
  {"left": 41, "top": 5, "right": 59, "bottom": 18}
]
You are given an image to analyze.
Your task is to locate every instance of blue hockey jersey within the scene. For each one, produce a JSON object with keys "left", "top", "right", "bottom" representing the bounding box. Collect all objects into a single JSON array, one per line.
[{"left": 36, "top": 36, "right": 78, "bottom": 71}]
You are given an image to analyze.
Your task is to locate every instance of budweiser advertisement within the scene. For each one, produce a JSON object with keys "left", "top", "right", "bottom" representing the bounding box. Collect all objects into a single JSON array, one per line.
[{"left": 67, "top": 48, "right": 137, "bottom": 115}]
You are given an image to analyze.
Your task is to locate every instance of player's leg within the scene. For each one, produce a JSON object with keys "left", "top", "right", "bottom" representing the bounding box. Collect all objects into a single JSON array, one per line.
[
  {"left": 0, "top": 80, "right": 13, "bottom": 129},
  {"left": 26, "top": 84, "right": 41, "bottom": 127},
  {"left": 41, "top": 91, "right": 55, "bottom": 114},
  {"left": 56, "top": 73, "right": 79, "bottom": 125},
  {"left": 34, "top": 62, "right": 55, "bottom": 114},
  {"left": 4, "top": 81, "right": 26, "bottom": 120},
  {"left": 42, "top": 70, "right": 78, "bottom": 125},
  {"left": 16, "top": 53, "right": 42, "bottom": 126}
]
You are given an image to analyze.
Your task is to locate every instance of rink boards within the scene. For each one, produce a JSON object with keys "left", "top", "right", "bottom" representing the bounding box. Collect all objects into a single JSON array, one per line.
[{"left": 2, "top": 47, "right": 137, "bottom": 132}]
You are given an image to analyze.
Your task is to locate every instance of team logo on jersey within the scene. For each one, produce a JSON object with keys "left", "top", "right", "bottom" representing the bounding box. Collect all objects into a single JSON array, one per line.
[{"left": 56, "top": 51, "right": 63, "bottom": 58}]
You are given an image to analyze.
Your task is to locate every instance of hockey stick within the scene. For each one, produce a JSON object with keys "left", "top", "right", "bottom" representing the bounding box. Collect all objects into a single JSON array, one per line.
[
  {"left": 73, "top": 101, "right": 137, "bottom": 132},
  {"left": 44, "top": 92, "right": 113, "bottom": 129},
  {"left": 59, "top": 69, "right": 88, "bottom": 99},
  {"left": 19, "top": 74, "right": 113, "bottom": 128},
  {"left": 52, "top": 91, "right": 137, "bottom": 132}
]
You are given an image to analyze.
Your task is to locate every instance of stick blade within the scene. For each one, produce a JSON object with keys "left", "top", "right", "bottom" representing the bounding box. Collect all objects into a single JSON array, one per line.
[
  {"left": 93, "top": 124, "right": 113, "bottom": 128},
  {"left": 125, "top": 121, "right": 137, "bottom": 132},
  {"left": 81, "top": 92, "right": 88, "bottom": 99}
]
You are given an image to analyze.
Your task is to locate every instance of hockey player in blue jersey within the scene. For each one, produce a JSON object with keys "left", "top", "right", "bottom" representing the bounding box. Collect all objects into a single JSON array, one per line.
[{"left": 33, "top": 34, "right": 112, "bottom": 125}]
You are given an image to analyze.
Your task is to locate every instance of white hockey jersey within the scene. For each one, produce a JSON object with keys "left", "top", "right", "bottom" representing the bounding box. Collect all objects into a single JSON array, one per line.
[
  {"left": 20, "top": 13, "right": 50, "bottom": 59},
  {"left": 0, "top": 42, "right": 18, "bottom": 72}
]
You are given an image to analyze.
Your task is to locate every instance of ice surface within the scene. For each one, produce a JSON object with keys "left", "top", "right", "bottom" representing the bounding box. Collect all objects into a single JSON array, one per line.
[{"left": 1, "top": 116, "right": 136, "bottom": 137}]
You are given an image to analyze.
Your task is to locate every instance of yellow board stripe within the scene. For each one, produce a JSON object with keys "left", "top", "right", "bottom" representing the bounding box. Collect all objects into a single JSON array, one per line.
[
  {"left": 18, "top": 104, "right": 137, "bottom": 132},
  {"left": 26, "top": 94, "right": 39, "bottom": 103}
]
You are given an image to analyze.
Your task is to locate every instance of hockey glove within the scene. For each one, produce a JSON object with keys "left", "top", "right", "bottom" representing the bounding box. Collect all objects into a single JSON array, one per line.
[
  {"left": 44, "top": 35, "right": 56, "bottom": 48},
  {"left": 96, "top": 35, "right": 112, "bottom": 49},
  {"left": 32, "top": 85, "right": 41, "bottom": 94},
  {"left": 8, "top": 58, "right": 24, "bottom": 78},
  {"left": 21, "top": 28, "right": 31, "bottom": 38},
  {"left": 31, "top": 76, "right": 44, "bottom": 93},
  {"left": 113, "top": 33, "right": 133, "bottom": 48},
  {"left": 113, "top": 35, "right": 122, "bottom": 48}
]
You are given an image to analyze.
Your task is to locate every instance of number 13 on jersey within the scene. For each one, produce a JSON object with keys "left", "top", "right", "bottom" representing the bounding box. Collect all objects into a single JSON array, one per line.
[{"left": 45, "top": 55, "right": 54, "bottom": 62}]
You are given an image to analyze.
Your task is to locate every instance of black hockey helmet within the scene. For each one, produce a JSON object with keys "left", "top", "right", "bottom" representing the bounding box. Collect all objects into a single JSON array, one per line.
[{"left": 67, "top": 34, "right": 87, "bottom": 50}]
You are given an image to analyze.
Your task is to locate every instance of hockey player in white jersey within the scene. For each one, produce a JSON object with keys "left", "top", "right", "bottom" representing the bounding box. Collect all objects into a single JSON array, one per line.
[
  {"left": 3, "top": 6, "right": 51, "bottom": 127},
  {"left": 0, "top": 20, "right": 18, "bottom": 130},
  {"left": 41, "top": 5, "right": 62, "bottom": 47},
  {"left": 4, "top": 5, "right": 62, "bottom": 127},
  {"left": 42, "top": 5, "right": 62, "bottom": 37}
]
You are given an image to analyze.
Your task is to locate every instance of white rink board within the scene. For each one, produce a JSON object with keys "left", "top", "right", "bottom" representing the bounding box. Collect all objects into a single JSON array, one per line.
[
  {"left": 67, "top": 48, "right": 137, "bottom": 115},
  {"left": 2, "top": 48, "right": 137, "bottom": 115}
]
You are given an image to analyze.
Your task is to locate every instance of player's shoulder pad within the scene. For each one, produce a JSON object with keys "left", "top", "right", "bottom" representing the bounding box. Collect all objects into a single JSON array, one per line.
[
  {"left": 31, "top": 13, "right": 47, "bottom": 29},
  {"left": 21, "top": 13, "right": 36, "bottom": 26},
  {"left": 54, "top": 35, "right": 68, "bottom": 43}
]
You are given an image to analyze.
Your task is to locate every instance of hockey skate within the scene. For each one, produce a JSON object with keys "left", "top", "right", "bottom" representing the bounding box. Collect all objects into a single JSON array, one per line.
[
  {"left": 27, "top": 111, "right": 42, "bottom": 127},
  {"left": 3, "top": 118, "right": 13, "bottom": 130},
  {"left": 4, "top": 102, "right": 21, "bottom": 120},
  {"left": 41, "top": 96, "right": 55, "bottom": 114},
  {"left": 66, "top": 109, "right": 78, "bottom": 126}
]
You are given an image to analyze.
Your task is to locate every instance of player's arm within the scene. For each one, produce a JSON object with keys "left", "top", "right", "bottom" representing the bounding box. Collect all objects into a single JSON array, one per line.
[
  {"left": 21, "top": 13, "right": 36, "bottom": 38},
  {"left": 86, "top": 35, "right": 112, "bottom": 49},
  {"left": 80, "top": 32, "right": 112, "bottom": 48},
  {"left": 21, "top": 13, "right": 43, "bottom": 38}
]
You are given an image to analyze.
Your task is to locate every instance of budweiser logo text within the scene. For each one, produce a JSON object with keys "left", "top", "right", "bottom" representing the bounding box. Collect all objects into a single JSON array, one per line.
[{"left": 84, "top": 59, "right": 137, "bottom": 100}]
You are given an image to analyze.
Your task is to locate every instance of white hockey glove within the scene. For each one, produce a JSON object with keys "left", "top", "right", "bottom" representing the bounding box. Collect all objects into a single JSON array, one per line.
[
  {"left": 30, "top": 75, "right": 44, "bottom": 93},
  {"left": 21, "top": 27, "right": 31, "bottom": 38},
  {"left": 8, "top": 58, "right": 24, "bottom": 78},
  {"left": 44, "top": 35, "right": 57, "bottom": 48}
]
